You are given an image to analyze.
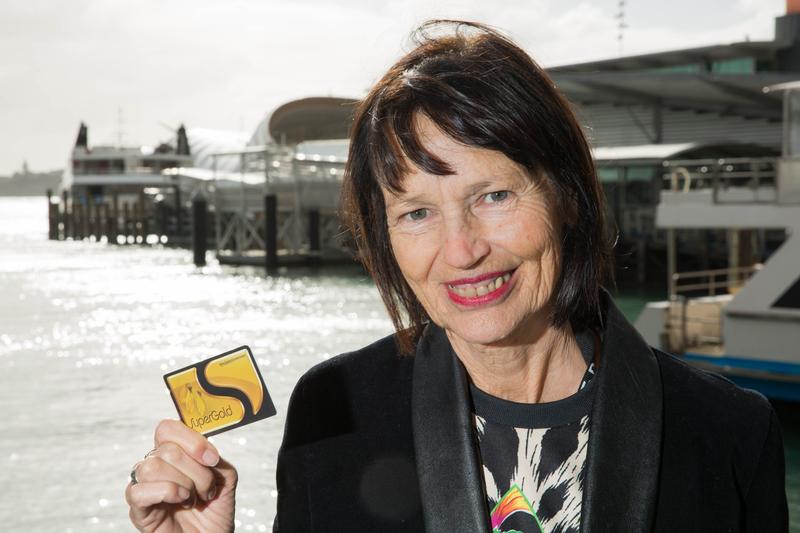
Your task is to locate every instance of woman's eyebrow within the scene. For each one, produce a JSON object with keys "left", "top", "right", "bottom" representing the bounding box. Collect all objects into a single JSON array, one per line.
[
  {"left": 465, "top": 180, "right": 495, "bottom": 195},
  {"left": 386, "top": 177, "right": 516, "bottom": 209},
  {"left": 385, "top": 191, "right": 430, "bottom": 209}
]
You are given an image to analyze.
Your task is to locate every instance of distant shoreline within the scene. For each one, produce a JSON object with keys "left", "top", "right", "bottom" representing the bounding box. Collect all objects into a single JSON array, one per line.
[{"left": 0, "top": 171, "right": 62, "bottom": 196}]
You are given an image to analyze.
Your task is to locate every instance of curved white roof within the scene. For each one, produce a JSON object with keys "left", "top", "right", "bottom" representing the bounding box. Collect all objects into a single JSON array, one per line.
[
  {"left": 249, "top": 96, "right": 358, "bottom": 146},
  {"left": 593, "top": 143, "right": 698, "bottom": 163}
]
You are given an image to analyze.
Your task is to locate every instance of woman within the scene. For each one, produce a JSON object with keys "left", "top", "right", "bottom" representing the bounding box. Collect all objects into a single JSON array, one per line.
[{"left": 126, "top": 21, "right": 787, "bottom": 532}]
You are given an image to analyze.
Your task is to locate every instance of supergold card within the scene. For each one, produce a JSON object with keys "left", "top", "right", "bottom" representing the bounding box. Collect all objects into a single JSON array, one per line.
[{"left": 163, "top": 346, "right": 276, "bottom": 436}]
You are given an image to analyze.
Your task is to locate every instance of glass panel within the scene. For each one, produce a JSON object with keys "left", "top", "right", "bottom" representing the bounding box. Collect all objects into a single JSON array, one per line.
[
  {"left": 597, "top": 167, "right": 620, "bottom": 183},
  {"left": 711, "top": 57, "right": 754, "bottom": 74},
  {"left": 625, "top": 165, "right": 656, "bottom": 182}
]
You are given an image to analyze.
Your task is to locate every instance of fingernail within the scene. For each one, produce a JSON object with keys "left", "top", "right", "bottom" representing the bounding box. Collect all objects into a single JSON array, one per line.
[
  {"left": 178, "top": 487, "right": 190, "bottom": 500},
  {"left": 208, "top": 485, "right": 216, "bottom": 500},
  {"left": 202, "top": 449, "right": 219, "bottom": 466}
]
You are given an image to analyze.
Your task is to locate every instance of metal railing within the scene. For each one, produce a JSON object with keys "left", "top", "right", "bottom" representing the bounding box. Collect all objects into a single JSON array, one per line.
[
  {"left": 661, "top": 157, "right": 778, "bottom": 204},
  {"left": 206, "top": 146, "right": 349, "bottom": 259},
  {"left": 669, "top": 264, "right": 762, "bottom": 298},
  {"left": 665, "top": 265, "right": 761, "bottom": 353}
]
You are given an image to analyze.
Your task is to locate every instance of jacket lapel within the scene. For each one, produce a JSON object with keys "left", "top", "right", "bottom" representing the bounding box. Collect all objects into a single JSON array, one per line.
[
  {"left": 580, "top": 292, "right": 663, "bottom": 532},
  {"left": 412, "top": 323, "right": 492, "bottom": 533}
]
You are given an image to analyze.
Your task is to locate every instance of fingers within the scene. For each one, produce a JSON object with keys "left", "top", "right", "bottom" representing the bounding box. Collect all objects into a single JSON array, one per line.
[
  {"left": 155, "top": 419, "right": 219, "bottom": 467},
  {"left": 126, "top": 419, "right": 237, "bottom": 531},
  {"left": 148, "top": 442, "right": 217, "bottom": 501},
  {"left": 125, "top": 479, "right": 190, "bottom": 512}
]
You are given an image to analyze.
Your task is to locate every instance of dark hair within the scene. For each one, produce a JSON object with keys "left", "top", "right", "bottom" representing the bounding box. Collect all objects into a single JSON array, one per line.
[{"left": 341, "top": 20, "right": 612, "bottom": 354}]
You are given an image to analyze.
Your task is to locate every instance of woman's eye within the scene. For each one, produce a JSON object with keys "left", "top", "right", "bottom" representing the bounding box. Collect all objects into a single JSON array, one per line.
[
  {"left": 404, "top": 208, "right": 429, "bottom": 221},
  {"left": 484, "top": 191, "right": 510, "bottom": 203}
]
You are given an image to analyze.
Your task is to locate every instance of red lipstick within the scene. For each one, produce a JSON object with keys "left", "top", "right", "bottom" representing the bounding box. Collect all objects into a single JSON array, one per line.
[
  {"left": 446, "top": 270, "right": 510, "bottom": 286},
  {"left": 445, "top": 269, "right": 516, "bottom": 308}
]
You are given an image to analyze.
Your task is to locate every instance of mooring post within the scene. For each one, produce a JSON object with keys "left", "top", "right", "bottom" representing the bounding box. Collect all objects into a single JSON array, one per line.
[
  {"left": 75, "top": 202, "right": 84, "bottom": 240},
  {"left": 308, "top": 208, "right": 320, "bottom": 265},
  {"left": 47, "top": 189, "right": 57, "bottom": 240},
  {"left": 70, "top": 203, "right": 76, "bottom": 240},
  {"left": 81, "top": 202, "right": 89, "bottom": 240},
  {"left": 61, "top": 190, "right": 69, "bottom": 240},
  {"left": 101, "top": 203, "right": 110, "bottom": 242},
  {"left": 156, "top": 199, "right": 166, "bottom": 241},
  {"left": 123, "top": 203, "right": 130, "bottom": 244},
  {"left": 133, "top": 201, "right": 142, "bottom": 243},
  {"left": 72, "top": 201, "right": 80, "bottom": 240},
  {"left": 174, "top": 184, "right": 183, "bottom": 238},
  {"left": 264, "top": 193, "right": 278, "bottom": 272},
  {"left": 192, "top": 190, "right": 209, "bottom": 267},
  {"left": 140, "top": 200, "right": 150, "bottom": 243},
  {"left": 110, "top": 193, "right": 119, "bottom": 245},
  {"left": 87, "top": 195, "right": 96, "bottom": 240}
]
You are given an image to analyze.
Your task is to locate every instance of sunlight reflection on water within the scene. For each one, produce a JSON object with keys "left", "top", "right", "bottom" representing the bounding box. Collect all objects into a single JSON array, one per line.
[{"left": 0, "top": 197, "right": 393, "bottom": 531}]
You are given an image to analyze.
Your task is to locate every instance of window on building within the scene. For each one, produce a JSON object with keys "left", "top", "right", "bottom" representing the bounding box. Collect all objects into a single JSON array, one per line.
[
  {"left": 597, "top": 167, "right": 620, "bottom": 182},
  {"left": 711, "top": 57, "right": 755, "bottom": 74},
  {"left": 624, "top": 165, "right": 658, "bottom": 206}
]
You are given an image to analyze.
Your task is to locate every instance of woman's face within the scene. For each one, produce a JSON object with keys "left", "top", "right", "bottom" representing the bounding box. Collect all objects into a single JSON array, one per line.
[{"left": 383, "top": 116, "right": 562, "bottom": 348}]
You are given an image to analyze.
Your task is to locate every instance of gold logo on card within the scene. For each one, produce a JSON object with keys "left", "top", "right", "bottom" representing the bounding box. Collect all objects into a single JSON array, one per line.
[{"left": 163, "top": 346, "right": 276, "bottom": 436}]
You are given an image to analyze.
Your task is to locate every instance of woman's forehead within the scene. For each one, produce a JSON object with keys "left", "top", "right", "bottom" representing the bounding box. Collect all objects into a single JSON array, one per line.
[
  {"left": 400, "top": 122, "right": 526, "bottom": 180},
  {"left": 382, "top": 161, "right": 533, "bottom": 207}
]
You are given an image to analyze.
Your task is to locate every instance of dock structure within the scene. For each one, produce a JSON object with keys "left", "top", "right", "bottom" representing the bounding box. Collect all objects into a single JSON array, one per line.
[
  {"left": 51, "top": 98, "right": 359, "bottom": 271},
  {"left": 165, "top": 138, "right": 352, "bottom": 270}
]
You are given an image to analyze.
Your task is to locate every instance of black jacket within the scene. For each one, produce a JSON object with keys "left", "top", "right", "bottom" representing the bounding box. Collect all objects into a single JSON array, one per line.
[{"left": 273, "top": 293, "right": 788, "bottom": 532}]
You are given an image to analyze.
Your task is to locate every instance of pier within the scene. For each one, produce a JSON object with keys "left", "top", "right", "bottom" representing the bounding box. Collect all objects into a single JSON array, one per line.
[{"left": 48, "top": 138, "right": 354, "bottom": 271}]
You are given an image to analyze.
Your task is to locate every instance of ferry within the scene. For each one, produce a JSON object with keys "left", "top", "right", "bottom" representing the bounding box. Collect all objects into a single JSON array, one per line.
[
  {"left": 62, "top": 122, "right": 193, "bottom": 207},
  {"left": 634, "top": 82, "right": 800, "bottom": 402},
  {"left": 59, "top": 122, "right": 250, "bottom": 240}
]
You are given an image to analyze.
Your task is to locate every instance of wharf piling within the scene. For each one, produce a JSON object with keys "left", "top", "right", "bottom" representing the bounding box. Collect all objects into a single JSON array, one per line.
[
  {"left": 192, "top": 192, "right": 209, "bottom": 267},
  {"left": 51, "top": 141, "right": 354, "bottom": 269},
  {"left": 87, "top": 197, "right": 96, "bottom": 239},
  {"left": 308, "top": 208, "right": 320, "bottom": 266},
  {"left": 174, "top": 186, "right": 183, "bottom": 238},
  {"left": 102, "top": 204, "right": 111, "bottom": 242},
  {"left": 61, "top": 190, "right": 70, "bottom": 239},
  {"left": 122, "top": 203, "right": 130, "bottom": 243},
  {"left": 48, "top": 189, "right": 189, "bottom": 247},
  {"left": 47, "top": 189, "right": 58, "bottom": 240},
  {"left": 264, "top": 193, "right": 278, "bottom": 272}
]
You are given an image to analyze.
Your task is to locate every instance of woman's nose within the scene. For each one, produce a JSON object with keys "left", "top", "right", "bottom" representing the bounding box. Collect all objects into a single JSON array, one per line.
[{"left": 441, "top": 218, "right": 490, "bottom": 270}]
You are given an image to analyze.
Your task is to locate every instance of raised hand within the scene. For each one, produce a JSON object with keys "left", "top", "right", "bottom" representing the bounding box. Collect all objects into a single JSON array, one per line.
[{"left": 125, "top": 419, "right": 237, "bottom": 533}]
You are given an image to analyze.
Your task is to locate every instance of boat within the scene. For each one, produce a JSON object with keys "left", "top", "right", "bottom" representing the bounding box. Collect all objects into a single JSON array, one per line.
[
  {"left": 62, "top": 122, "right": 194, "bottom": 206},
  {"left": 634, "top": 82, "right": 800, "bottom": 401},
  {"left": 58, "top": 122, "right": 250, "bottom": 243}
]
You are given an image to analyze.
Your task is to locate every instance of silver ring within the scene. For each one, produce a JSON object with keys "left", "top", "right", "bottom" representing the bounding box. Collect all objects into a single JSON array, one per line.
[
  {"left": 144, "top": 448, "right": 157, "bottom": 459},
  {"left": 130, "top": 466, "right": 139, "bottom": 486}
]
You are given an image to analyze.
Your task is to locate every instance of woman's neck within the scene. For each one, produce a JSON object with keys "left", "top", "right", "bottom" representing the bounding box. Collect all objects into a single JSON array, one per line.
[{"left": 446, "top": 321, "right": 587, "bottom": 404}]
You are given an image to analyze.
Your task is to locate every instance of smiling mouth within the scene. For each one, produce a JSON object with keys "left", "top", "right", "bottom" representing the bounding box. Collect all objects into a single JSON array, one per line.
[{"left": 446, "top": 270, "right": 513, "bottom": 298}]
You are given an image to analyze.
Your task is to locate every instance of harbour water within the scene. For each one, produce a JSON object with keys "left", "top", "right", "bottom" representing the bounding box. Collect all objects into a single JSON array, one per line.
[{"left": 0, "top": 196, "right": 796, "bottom": 531}]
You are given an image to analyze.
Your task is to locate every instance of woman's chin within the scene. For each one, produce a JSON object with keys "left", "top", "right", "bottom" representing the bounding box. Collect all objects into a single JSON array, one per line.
[{"left": 443, "top": 321, "right": 516, "bottom": 348}]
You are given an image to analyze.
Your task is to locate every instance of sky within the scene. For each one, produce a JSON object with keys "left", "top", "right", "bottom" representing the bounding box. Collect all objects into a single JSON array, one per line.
[{"left": 0, "top": 0, "right": 786, "bottom": 176}]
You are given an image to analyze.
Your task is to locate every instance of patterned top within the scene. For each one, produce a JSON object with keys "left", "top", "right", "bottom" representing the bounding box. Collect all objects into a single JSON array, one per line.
[{"left": 471, "top": 331, "right": 598, "bottom": 533}]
